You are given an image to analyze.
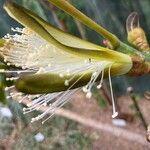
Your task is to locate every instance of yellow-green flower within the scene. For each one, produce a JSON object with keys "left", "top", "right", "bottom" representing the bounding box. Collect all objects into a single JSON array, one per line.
[{"left": 0, "top": 1, "right": 134, "bottom": 123}]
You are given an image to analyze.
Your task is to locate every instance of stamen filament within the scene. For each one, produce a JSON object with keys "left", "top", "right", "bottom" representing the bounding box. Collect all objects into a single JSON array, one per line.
[
  {"left": 108, "top": 65, "right": 118, "bottom": 118},
  {"left": 97, "top": 70, "right": 104, "bottom": 89}
]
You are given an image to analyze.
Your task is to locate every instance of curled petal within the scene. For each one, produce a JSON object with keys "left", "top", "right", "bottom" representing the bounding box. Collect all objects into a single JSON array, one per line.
[{"left": 126, "top": 12, "right": 139, "bottom": 32}]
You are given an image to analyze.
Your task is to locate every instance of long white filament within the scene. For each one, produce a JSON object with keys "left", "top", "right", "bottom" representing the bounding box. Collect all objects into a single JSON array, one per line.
[{"left": 108, "top": 66, "right": 118, "bottom": 118}]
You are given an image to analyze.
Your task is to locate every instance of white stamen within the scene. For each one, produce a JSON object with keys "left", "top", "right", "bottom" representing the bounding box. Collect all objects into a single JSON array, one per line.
[
  {"left": 6, "top": 96, "right": 11, "bottom": 99},
  {"left": 59, "top": 73, "right": 64, "bottom": 78},
  {"left": 0, "top": 70, "right": 34, "bottom": 73},
  {"left": 112, "top": 112, "right": 119, "bottom": 119},
  {"left": 108, "top": 65, "right": 118, "bottom": 118},
  {"left": 5, "top": 86, "right": 15, "bottom": 91},
  {"left": 82, "top": 87, "right": 88, "bottom": 93},
  {"left": 64, "top": 80, "right": 69, "bottom": 86},
  {"left": 6, "top": 77, "right": 18, "bottom": 81},
  {"left": 97, "top": 70, "right": 104, "bottom": 89},
  {"left": 86, "top": 92, "right": 92, "bottom": 99}
]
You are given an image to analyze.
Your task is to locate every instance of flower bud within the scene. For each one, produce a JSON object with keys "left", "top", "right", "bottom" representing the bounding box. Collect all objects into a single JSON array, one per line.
[
  {"left": 128, "top": 27, "right": 149, "bottom": 51},
  {"left": 126, "top": 12, "right": 149, "bottom": 51}
]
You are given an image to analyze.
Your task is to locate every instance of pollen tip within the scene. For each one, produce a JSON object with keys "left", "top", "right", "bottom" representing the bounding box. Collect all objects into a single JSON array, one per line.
[
  {"left": 93, "top": 72, "right": 97, "bottom": 77},
  {"left": 97, "top": 84, "right": 102, "bottom": 89},
  {"left": 82, "top": 87, "right": 88, "bottom": 93},
  {"left": 7, "top": 63, "right": 11, "bottom": 66},
  {"left": 86, "top": 92, "right": 92, "bottom": 99},
  {"left": 48, "top": 63, "right": 51, "bottom": 67},
  {"left": 5, "top": 87, "right": 9, "bottom": 91},
  {"left": 31, "top": 118, "right": 36, "bottom": 123},
  {"left": 6, "top": 96, "right": 11, "bottom": 99},
  {"left": 19, "top": 100, "right": 23, "bottom": 103},
  {"left": 112, "top": 112, "right": 118, "bottom": 119},
  {"left": 64, "top": 80, "right": 69, "bottom": 86},
  {"left": 27, "top": 103, "right": 32, "bottom": 107},
  {"left": 23, "top": 107, "right": 27, "bottom": 111},
  {"left": 59, "top": 73, "right": 64, "bottom": 78},
  {"left": 0, "top": 69, "right": 5, "bottom": 73},
  {"left": 43, "top": 102, "right": 47, "bottom": 106}
]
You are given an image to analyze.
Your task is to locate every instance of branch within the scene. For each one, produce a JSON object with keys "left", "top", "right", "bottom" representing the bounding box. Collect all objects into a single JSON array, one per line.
[{"left": 127, "top": 87, "right": 147, "bottom": 130}]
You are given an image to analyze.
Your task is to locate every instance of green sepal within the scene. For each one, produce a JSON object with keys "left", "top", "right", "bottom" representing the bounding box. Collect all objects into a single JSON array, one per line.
[
  {"left": 4, "top": 1, "right": 132, "bottom": 64},
  {"left": 15, "top": 62, "right": 132, "bottom": 94}
]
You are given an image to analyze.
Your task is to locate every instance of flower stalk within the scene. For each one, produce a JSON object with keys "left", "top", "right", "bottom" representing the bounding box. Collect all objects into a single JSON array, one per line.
[{"left": 48, "top": 0, "right": 120, "bottom": 49}]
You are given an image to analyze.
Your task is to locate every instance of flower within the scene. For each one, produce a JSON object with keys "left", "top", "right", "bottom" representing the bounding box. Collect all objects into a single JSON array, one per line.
[
  {"left": 1, "top": 27, "right": 116, "bottom": 123},
  {"left": 0, "top": 1, "right": 133, "bottom": 123}
]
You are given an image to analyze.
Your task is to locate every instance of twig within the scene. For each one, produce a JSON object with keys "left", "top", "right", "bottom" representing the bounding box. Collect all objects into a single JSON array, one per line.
[{"left": 127, "top": 87, "right": 147, "bottom": 130}]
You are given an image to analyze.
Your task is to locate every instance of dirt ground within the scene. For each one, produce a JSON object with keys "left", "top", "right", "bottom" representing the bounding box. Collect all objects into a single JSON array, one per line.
[{"left": 70, "top": 91, "right": 150, "bottom": 150}]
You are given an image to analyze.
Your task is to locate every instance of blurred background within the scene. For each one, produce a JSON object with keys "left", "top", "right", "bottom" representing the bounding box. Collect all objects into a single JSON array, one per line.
[{"left": 0, "top": 0, "right": 150, "bottom": 149}]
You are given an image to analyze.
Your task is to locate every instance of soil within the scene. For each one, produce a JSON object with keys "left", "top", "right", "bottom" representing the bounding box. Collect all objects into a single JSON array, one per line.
[{"left": 70, "top": 91, "right": 150, "bottom": 150}]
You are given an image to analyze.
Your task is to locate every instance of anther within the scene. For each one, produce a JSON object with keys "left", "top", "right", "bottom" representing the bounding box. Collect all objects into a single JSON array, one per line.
[
  {"left": 64, "top": 80, "right": 69, "bottom": 86},
  {"left": 86, "top": 92, "right": 92, "bottom": 99},
  {"left": 97, "top": 84, "right": 102, "bottom": 89},
  {"left": 59, "top": 73, "right": 64, "bottom": 78},
  {"left": 112, "top": 112, "right": 118, "bottom": 119},
  {"left": 82, "top": 87, "right": 88, "bottom": 93}
]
